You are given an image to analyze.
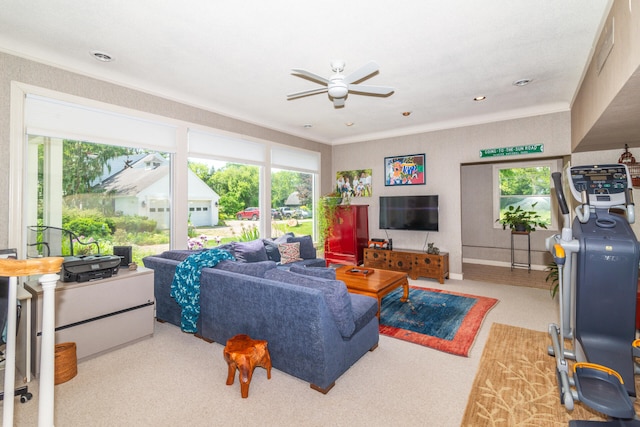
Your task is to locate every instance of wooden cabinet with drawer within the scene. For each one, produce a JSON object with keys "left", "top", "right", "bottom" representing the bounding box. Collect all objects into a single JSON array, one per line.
[
  {"left": 363, "top": 248, "right": 387, "bottom": 269},
  {"left": 411, "top": 252, "right": 449, "bottom": 283},
  {"left": 387, "top": 250, "right": 413, "bottom": 273},
  {"left": 363, "top": 248, "right": 449, "bottom": 284}
]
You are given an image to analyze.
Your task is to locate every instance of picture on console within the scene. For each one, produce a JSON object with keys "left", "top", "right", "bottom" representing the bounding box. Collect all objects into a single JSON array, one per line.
[
  {"left": 384, "top": 153, "right": 425, "bottom": 186},
  {"left": 336, "top": 169, "right": 372, "bottom": 198}
]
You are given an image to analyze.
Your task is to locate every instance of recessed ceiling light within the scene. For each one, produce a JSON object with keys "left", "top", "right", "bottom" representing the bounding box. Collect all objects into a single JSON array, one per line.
[
  {"left": 513, "top": 78, "right": 532, "bottom": 87},
  {"left": 345, "top": 122, "right": 354, "bottom": 127},
  {"left": 402, "top": 111, "right": 411, "bottom": 116},
  {"left": 473, "top": 96, "right": 486, "bottom": 101},
  {"left": 90, "top": 50, "right": 113, "bottom": 62}
]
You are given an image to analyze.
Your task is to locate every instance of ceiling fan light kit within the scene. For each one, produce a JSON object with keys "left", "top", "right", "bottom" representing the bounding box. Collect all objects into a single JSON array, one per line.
[{"left": 287, "top": 60, "right": 394, "bottom": 108}]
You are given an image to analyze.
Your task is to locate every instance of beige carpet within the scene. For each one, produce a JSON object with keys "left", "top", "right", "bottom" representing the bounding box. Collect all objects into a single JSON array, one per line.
[
  {"left": 4, "top": 278, "right": 560, "bottom": 426},
  {"left": 461, "top": 323, "right": 640, "bottom": 426}
]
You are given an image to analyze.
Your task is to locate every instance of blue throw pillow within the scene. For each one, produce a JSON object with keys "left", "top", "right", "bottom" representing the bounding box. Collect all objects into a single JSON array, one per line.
[
  {"left": 214, "top": 260, "right": 276, "bottom": 277},
  {"left": 264, "top": 268, "right": 355, "bottom": 337},
  {"left": 275, "top": 232, "right": 294, "bottom": 243},
  {"left": 287, "top": 235, "right": 316, "bottom": 259},
  {"left": 262, "top": 233, "right": 295, "bottom": 262},
  {"left": 262, "top": 239, "right": 281, "bottom": 262},
  {"left": 233, "top": 239, "right": 268, "bottom": 263},
  {"left": 289, "top": 264, "right": 336, "bottom": 280}
]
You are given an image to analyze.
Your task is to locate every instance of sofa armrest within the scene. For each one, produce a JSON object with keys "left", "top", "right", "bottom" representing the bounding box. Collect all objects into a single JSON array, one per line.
[
  {"left": 199, "top": 268, "right": 346, "bottom": 387},
  {"left": 142, "top": 255, "right": 183, "bottom": 328}
]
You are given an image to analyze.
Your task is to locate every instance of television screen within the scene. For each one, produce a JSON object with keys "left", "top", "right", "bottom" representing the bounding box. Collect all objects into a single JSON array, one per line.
[{"left": 379, "top": 195, "right": 439, "bottom": 231}]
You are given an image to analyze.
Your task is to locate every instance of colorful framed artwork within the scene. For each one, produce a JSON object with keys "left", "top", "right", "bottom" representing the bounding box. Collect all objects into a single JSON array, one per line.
[
  {"left": 335, "top": 169, "right": 373, "bottom": 198},
  {"left": 384, "top": 154, "right": 426, "bottom": 186}
]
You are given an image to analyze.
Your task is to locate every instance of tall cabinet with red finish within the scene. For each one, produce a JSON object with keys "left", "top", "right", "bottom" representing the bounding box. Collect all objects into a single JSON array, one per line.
[{"left": 324, "top": 205, "right": 369, "bottom": 266}]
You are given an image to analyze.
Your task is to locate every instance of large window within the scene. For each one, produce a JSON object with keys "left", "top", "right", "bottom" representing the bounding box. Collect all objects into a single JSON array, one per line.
[
  {"left": 493, "top": 160, "right": 557, "bottom": 229},
  {"left": 186, "top": 157, "right": 261, "bottom": 247},
  {"left": 12, "top": 86, "right": 322, "bottom": 257},
  {"left": 25, "top": 136, "right": 172, "bottom": 264},
  {"left": 271, "top": 169, "right": 314, "bottom": 238}
]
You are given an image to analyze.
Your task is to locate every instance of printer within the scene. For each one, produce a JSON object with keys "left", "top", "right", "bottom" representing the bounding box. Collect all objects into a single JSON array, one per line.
[{"left": 62, "top": 255, "right": 121, "bottom": 282}]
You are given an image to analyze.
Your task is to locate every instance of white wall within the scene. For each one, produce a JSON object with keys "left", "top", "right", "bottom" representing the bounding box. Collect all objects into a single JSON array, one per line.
[{"left": 333, "top": 111, "right": 572, "bottom": 278}]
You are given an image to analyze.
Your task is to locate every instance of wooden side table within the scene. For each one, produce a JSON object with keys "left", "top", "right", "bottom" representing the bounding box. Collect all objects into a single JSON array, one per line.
[{"left": 223, "top": 334, "right": 271, "bottom": 398}]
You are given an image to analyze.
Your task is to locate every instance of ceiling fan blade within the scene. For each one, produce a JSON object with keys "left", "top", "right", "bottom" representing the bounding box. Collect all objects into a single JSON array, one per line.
[
  {"left": 332, "top": 97, "right": 346, "bottom": 108},
  {"left": 291, "top": 68, "right": 330, "bottom": 85},
  {"left": 344, "top": 61, "right": 380, "bottom": 84},
  {"left": 348, "top": 84, "right": 395, "bottom": 96},
  {"left": 287, "top": 87, "right": 328, "bottom": 100}
]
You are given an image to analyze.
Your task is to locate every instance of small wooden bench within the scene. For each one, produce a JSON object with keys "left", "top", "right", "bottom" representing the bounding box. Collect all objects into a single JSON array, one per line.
[{"left": 223, "top": 334, "right": 271, "bottom": 398}]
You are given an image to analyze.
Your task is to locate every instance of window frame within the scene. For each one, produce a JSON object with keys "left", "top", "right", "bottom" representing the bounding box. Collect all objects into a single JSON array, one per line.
[
  {"left": 492, "top": 159, "right": 559, "bottom": 231},
  {"left": 10, "top": 82, "right": 323, "bottom": 256}
]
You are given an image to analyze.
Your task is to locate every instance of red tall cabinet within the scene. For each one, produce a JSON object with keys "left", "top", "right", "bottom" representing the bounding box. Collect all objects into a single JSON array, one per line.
[{"left": 324, "top": 205, "right": 369, "bottom": 266}]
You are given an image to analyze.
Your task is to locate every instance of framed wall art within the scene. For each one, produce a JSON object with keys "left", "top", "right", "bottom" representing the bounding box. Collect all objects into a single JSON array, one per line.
[
  {"left": 384, "top": 153, "right": 425, "bottom": 186},
  {"left": 335, "top": 169, "right": 372, "bottom": 197}
]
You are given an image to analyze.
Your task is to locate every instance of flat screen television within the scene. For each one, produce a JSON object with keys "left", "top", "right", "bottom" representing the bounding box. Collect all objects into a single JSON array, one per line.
[{"left": 379, "top": 195, "right": 439, "bottom": 231}]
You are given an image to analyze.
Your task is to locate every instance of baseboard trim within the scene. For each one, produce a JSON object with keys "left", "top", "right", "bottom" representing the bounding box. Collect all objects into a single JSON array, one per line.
[{"left": 463, "top": 258, "right": 547, "bottom": 272}]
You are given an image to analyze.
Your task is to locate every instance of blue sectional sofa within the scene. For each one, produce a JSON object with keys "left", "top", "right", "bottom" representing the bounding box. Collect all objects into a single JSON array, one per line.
[
  {"left": 142, "top": 236, "right": 379, "bottom": 393},
  {"left": 142, "top": 235, "right": 326, "bottom": 330}
]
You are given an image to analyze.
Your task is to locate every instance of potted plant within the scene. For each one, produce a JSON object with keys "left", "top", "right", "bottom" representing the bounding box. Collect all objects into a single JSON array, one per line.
[
  {"left": 545, "top": 261, "right": 559, "bottom": 298},
  {"left": 316, "top": 192, "right": 348, "bottom": 250},
  {"left": 496, "top": 202, "right": 548, "bottom": 232}
]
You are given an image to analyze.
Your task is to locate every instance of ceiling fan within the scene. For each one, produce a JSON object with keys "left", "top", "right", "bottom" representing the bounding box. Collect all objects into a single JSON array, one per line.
[{"left": 287, "top": 60, "right": 394, "bottom": 108}]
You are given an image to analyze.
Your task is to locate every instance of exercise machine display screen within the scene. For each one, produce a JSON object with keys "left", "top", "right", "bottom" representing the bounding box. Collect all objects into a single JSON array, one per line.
[{"left": 569, "top": 164, "right": 631, "bottom": 208}]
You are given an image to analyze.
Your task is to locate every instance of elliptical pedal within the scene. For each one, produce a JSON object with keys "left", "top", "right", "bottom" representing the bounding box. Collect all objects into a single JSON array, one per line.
[{"left": 573, "top": 363, "right": 635, "bottom": 420}]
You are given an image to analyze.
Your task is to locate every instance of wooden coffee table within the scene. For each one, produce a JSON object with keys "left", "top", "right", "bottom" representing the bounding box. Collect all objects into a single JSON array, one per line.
[{"left": 335, "top": 265, "right": 409, "bottom": 318}]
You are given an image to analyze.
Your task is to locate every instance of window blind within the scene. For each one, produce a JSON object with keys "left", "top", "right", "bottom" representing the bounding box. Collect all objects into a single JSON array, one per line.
[{"left": 25, "top": 94, "right": 177, "bottom": 151}]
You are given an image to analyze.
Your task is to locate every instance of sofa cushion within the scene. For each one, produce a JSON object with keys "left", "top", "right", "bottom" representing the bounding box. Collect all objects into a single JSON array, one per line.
[
  {"left": 216, "top": 243, "right": 235, "bottom": 254},
  {"left": 264, "top": 268, "right": 355, "bottom": 337},
  {"left": 233, "top": 239, "right": 268, "bottom": 263},
  {"left": 263, "top": 233, "right": 294, "bottom": 262},
  {"left": 214, "top": 260, "right": 276, "bottom": 277},
  {"left": 158, "top": 249, "right": 200, "bottom": 262},
  {"left": 278, "top": 258, "right": 327, "bottom": 269},
  {"left": 289, "top": 264, "right": 336, "bottom": 280},
  {"left": 278, "top": 242, "right": 302, "bottom": 264},
  {"left": 287, "top": 235, "right": 316, "bottom": 259},
  {"left": 262, "top": 239, "right": 281, "bottom": 262},
  {"left": 350, "top": 294, "right": 379, "bottom": 334}
]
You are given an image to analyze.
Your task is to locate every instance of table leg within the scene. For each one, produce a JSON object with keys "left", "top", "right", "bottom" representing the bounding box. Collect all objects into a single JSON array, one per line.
[{"left": 400, "top": 279, "right": 409, "bottom": 302}]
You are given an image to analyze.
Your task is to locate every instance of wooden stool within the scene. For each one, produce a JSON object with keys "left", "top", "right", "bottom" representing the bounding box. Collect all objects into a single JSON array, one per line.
[{"left": 223, "top": 334, "right": 271, "bottom": 398}]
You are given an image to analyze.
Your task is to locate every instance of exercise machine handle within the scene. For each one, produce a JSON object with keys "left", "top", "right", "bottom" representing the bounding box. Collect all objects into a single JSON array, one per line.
[
  {"left": 575, "top": 190, "right": 591, "bottom": 224},
  {"left": 552, "top": 172, "right": 569, "bottom": 215},
  {"left": 626, "top": 188, "right": 636, "bottom": 224},
  {"left": 552, "top": 171, "right": 577, "bottom": 238},
  {"left": 552, "top": 244, "right": 566, "bottom": 265}
]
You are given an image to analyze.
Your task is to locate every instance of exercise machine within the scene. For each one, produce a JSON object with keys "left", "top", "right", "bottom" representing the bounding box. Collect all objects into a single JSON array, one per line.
[{"left": 547, "top": 164, "right": 640, "bottom": 424}]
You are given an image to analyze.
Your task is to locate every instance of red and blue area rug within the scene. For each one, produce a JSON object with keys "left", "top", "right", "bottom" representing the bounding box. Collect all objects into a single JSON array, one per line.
[{"left": 379, "top": 286, "right": 498, "bottom": 357}]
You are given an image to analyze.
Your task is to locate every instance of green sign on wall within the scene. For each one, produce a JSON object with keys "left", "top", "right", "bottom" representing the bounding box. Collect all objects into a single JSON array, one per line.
[{"left": 480, "top": 143, "right": 544, "bottom": 158}]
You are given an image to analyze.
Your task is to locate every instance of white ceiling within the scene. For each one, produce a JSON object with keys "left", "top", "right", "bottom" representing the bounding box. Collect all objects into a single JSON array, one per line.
[{"left": 0, "top": 1, "right": 612, "bottom": 146}]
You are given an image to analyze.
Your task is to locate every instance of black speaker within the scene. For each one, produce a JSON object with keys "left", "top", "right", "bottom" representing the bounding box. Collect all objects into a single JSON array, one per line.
[{"left": 113, "top": 246, "right": 132, "bottom": 266}]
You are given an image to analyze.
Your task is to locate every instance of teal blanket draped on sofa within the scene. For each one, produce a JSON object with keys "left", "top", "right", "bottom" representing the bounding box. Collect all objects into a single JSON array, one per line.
[{"left": 170, "top": 248, "right": 235, "bottom": 332}]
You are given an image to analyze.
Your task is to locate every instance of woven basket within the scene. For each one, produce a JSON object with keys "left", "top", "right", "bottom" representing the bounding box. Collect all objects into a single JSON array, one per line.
[{"left": 54, "top": 342, "right": 77, "bottom": 385}]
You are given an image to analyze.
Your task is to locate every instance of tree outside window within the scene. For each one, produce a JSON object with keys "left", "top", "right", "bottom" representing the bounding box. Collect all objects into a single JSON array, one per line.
[
  {"left": 27, "top": 136, "right": 171, "bottom": 264},
  {"left": 495, "top": 164, "right": 552, "bottom": 228}
]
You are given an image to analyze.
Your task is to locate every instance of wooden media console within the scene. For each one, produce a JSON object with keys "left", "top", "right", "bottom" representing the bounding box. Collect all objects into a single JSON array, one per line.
[{"left": 363, "top": 248, "right": 449, "bottom": 284}]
